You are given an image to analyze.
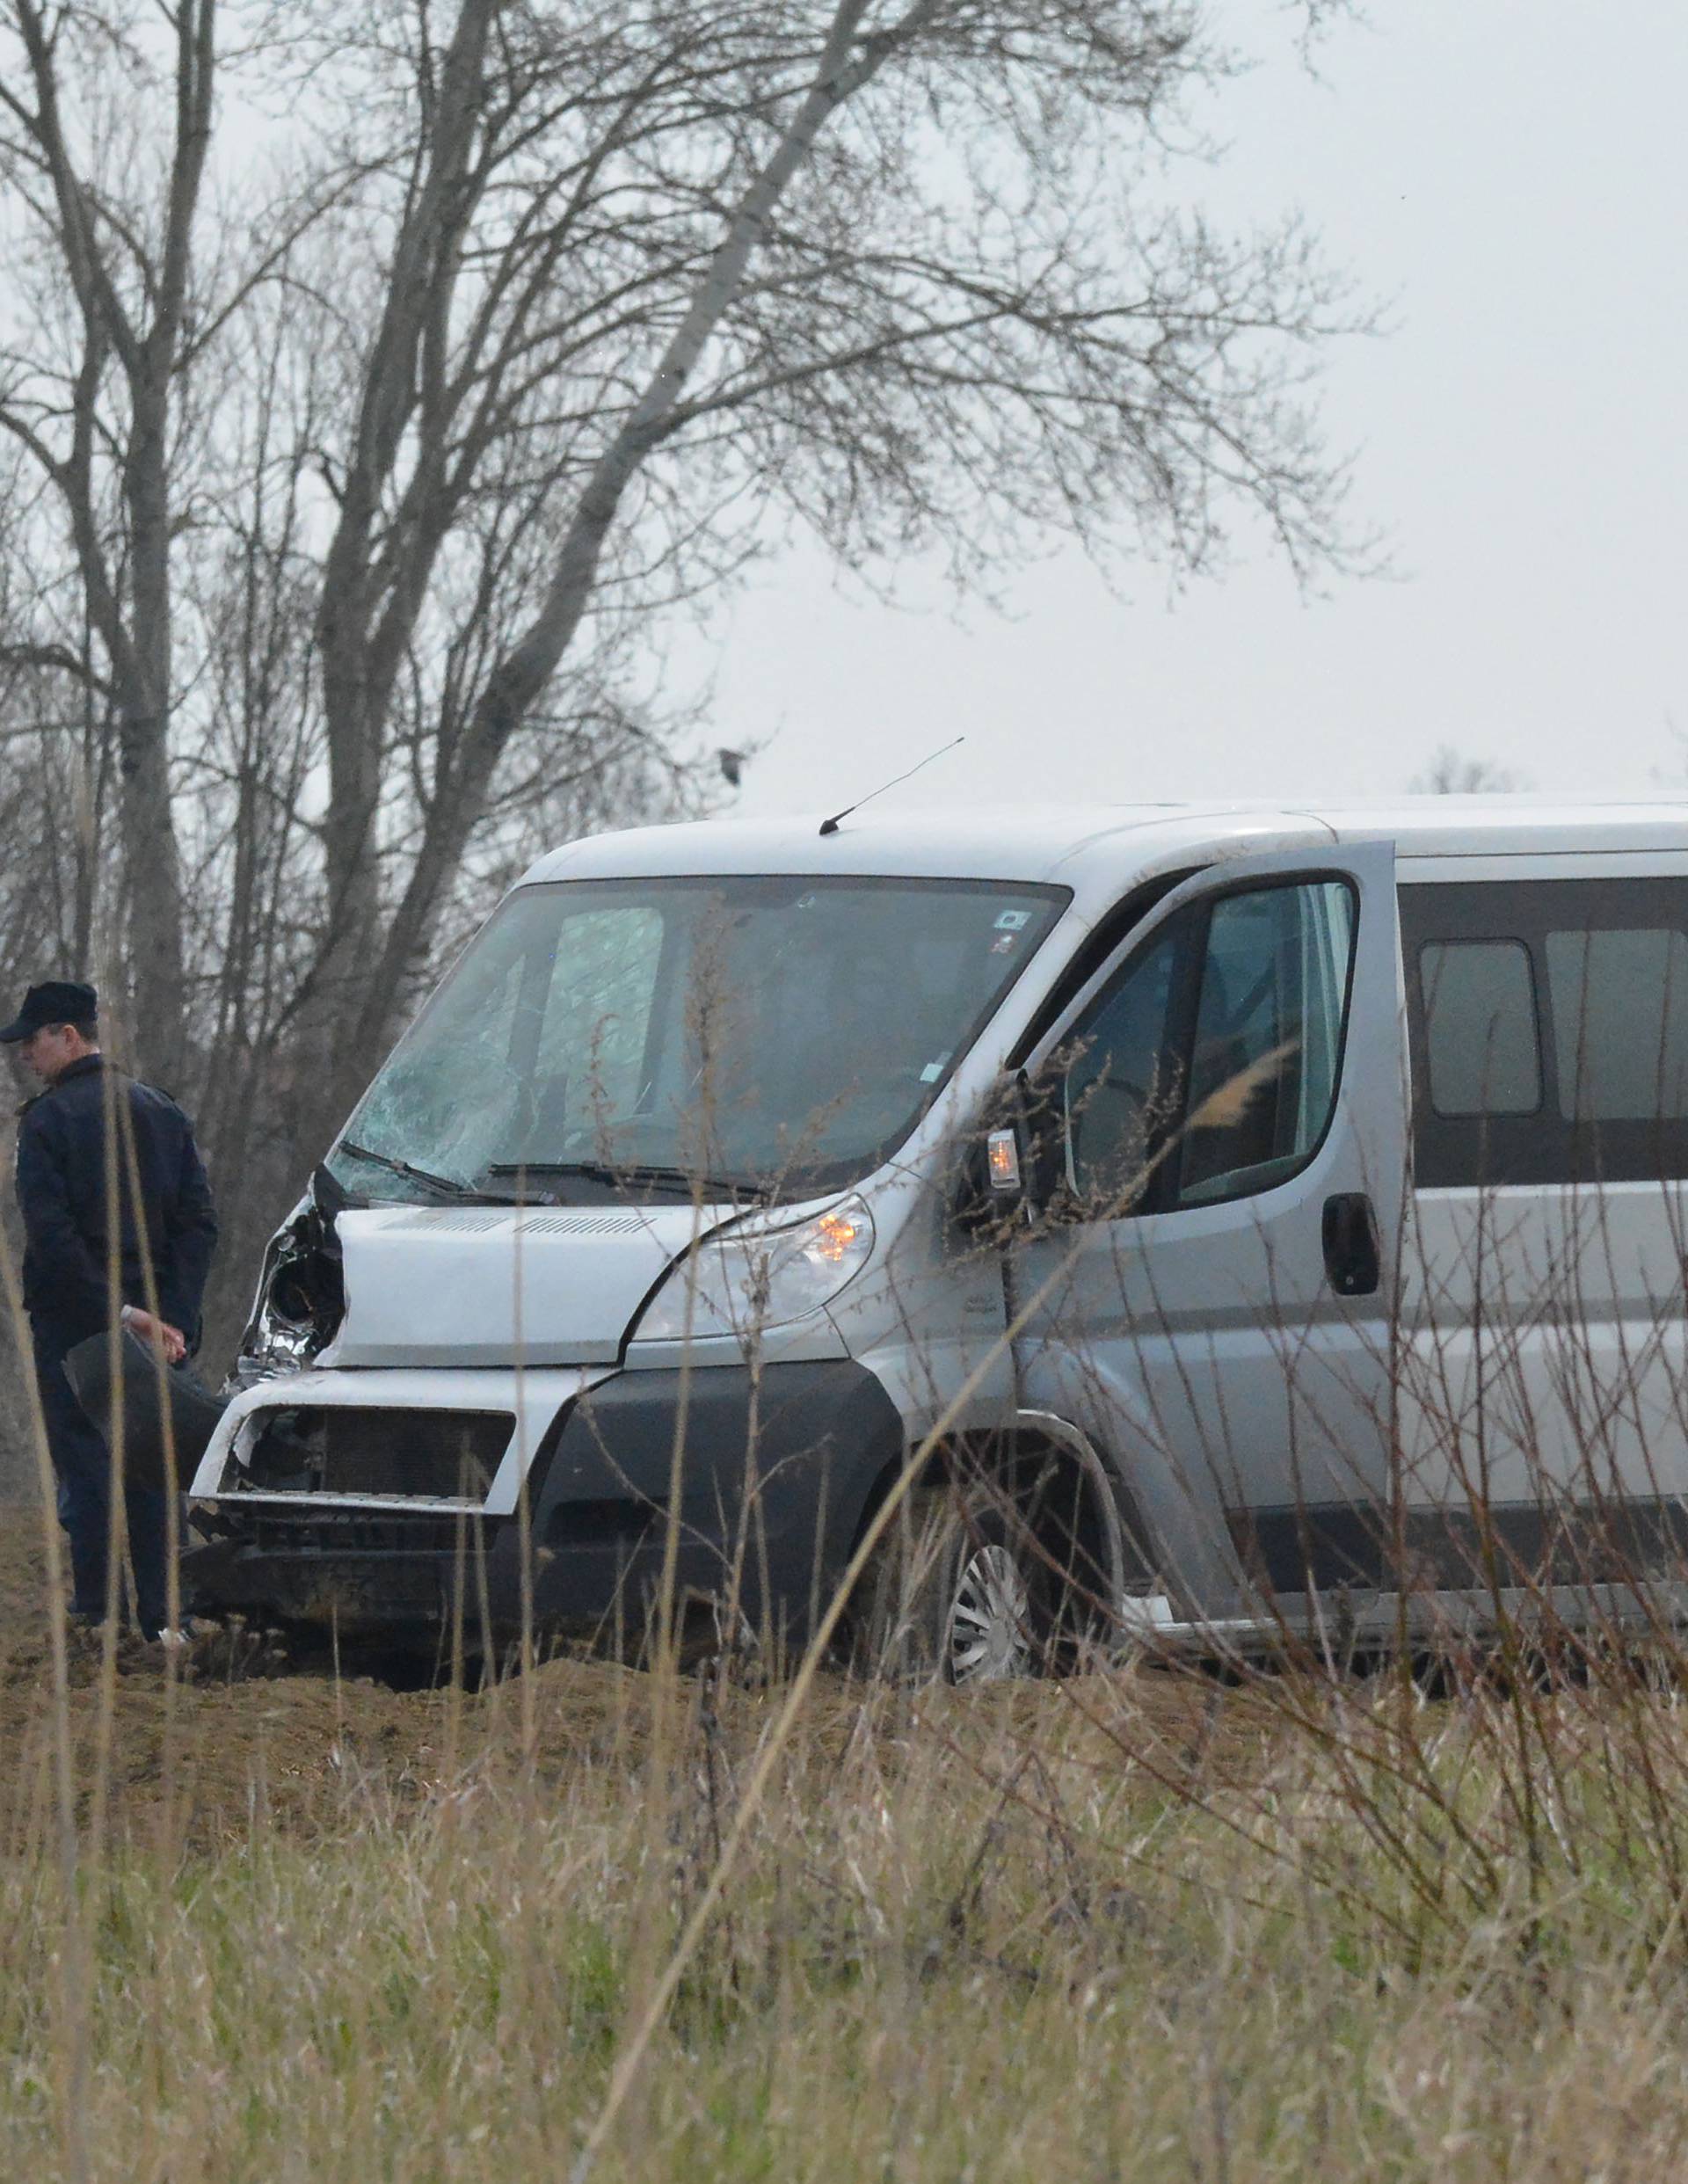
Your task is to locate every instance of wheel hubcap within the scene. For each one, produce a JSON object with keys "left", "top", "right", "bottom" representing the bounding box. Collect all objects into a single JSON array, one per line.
[{"left": 947, "top": 1542, "right": 1033, "bottom": 1683}]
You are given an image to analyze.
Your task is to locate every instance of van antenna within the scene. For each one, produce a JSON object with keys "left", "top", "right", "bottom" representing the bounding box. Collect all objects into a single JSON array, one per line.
[{"left": 818, "top": 735, "right": 965, "bottom": 837}]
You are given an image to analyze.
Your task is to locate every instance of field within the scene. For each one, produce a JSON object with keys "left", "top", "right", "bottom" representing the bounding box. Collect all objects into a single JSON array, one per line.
[{"left": 6, "top": 1511, "right": 1688, "bottom": 2180}]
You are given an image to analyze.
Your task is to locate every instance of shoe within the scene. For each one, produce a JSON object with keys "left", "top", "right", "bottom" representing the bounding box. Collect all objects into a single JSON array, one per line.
[
  {"left": 141, "top": 1623, "right": 195, "bottom": 1649},
  {"left": 68, "top": 1607, "right": 130, "bottom": 1636}
]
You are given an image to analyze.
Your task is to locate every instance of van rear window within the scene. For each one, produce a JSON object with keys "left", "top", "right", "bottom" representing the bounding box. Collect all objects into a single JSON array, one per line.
[
  {"left": 1402, "top": 878, "right": 1688, "bottom": 1186},
  {"left": 1545, "top": 927, "right": 1688, "bottom": 1121},
  {"left": 1420, "top": 941, "right": 1541, "bottom": 1117}
]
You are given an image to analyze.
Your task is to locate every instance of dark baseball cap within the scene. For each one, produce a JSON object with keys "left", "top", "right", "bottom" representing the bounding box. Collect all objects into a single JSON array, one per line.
[{"left": 0, "top": 980, "right": 99, "bottom": 1043}]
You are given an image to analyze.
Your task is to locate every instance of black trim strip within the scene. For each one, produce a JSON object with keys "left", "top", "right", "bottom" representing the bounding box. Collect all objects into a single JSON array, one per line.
[{"left": 1227, "top": 1496, "right": 1688, "bottom": 1596}]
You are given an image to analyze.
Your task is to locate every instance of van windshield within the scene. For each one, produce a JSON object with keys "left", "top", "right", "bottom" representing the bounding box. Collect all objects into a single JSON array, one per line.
[{"left": 329, "top": 874, "right": 1067, "bottom": 1204}]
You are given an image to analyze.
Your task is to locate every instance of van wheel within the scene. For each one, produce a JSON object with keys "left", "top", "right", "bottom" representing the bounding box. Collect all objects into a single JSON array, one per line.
[{"left": 853, "top": 1478, "right": 1044, "bottom": 1685}]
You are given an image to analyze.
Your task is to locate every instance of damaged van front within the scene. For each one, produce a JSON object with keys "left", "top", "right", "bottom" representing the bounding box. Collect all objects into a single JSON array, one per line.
[{"left": 187, "top": 835, "right": 1076, "bottom": 1657}]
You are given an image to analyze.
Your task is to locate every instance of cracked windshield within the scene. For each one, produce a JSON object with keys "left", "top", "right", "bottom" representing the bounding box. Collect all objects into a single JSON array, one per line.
[{"left": 331, "top": 875, "right": 1066, "bottom": 1204}]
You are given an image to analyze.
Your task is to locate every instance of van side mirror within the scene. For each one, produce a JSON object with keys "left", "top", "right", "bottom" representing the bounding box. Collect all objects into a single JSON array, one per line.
[
  {"left": 984, "top": 1126, "right": 1024, "bottom": 1198},
  {"left": 956, "top": 1073, "right": 1061, "bottom": 1232}
]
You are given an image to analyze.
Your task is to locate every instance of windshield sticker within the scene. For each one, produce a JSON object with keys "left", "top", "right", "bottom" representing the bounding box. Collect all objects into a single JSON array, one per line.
[
  {"left": 993, "top": 909, "right": 1031, "bottom": 930},
  {"left": 990, "top": 933, "right": 1017, "bottom": 955},
  {"left": 919, "top": 1058, "right": 948, "bottom": 1083}
]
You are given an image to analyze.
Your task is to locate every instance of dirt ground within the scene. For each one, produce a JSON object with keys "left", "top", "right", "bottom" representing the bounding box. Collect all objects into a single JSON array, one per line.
[
  {"left": 0, "top": 1493, "right": 1241, "bottom": 1868},
  {"left": 0, "top": 1501, "right": 755, "bottom": 1856}
]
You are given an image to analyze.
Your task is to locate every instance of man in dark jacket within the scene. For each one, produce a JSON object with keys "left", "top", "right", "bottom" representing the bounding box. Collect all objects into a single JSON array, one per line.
[{"left": 4, "top": 979, "right": 218, "bottom": 1638}]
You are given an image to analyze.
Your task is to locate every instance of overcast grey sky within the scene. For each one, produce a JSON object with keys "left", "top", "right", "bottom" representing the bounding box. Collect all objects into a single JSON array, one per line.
[{"left": 678, "top": 0, "right": 1687, "bottom": 824}]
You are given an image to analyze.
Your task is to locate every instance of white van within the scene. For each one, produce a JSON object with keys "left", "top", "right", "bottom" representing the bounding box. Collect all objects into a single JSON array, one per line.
[{"left": 186, "top": 802, "right": 1688, "bottom": 1675}]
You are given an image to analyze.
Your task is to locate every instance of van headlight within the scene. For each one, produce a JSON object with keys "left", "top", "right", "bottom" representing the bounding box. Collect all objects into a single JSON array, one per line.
[
  {"left": 632, "top": 1198, "right": 876, "bottom": 1343},
  {"left": 232, "top": 1213, "right": 344, "bottom": 1387}
]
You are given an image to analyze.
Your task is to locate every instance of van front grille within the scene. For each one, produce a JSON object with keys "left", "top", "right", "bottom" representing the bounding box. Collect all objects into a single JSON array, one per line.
[
  {"left": 229, "top": 1407, "right": 513, "bottom": 1502},
  {"left": 239, "top": 1511, "right": 497, "bottom": 1556}
]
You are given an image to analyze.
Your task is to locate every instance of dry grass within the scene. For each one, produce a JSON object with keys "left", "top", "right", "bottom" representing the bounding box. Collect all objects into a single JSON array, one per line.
[{"left": 8, "top": 1524, "right": 1688, "bottom": 2179}]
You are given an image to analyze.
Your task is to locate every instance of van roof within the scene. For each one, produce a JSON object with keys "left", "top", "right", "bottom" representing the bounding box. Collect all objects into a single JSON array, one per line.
[{"left": 522, "top": 798, "right": 1688, "bottom": 899}]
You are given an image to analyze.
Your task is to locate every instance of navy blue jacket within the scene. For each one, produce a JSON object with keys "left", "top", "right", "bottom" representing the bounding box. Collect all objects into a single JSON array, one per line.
[{"left": 14, "top": 1054, "right": 219, "bottom": 1346}]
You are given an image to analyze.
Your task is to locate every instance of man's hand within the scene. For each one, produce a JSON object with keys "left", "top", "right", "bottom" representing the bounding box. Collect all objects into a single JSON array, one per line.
[{"left": 125, "top": 1307, "right": 186, "bottom": 1365}]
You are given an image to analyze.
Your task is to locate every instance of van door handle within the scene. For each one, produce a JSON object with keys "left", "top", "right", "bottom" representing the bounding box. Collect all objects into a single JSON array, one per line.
[{"left": 1321, "top": 1192, "right": 1381, "bottom": 1297}]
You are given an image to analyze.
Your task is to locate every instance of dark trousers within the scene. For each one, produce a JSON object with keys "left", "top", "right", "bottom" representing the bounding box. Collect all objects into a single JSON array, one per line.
[{"left": 30, "top": 1321, "right": 171, "bottom": 1634}]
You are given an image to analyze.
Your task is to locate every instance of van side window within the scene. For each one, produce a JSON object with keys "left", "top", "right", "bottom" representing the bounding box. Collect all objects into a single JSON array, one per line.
[
  {"left": 1546, "top": 928, "right": 1688, "bottom": 1121},
  {"left": 1062, "top": 914, "right": 1190, "bottom": 1213},
  {"left": 1176, "top": 881, "right": 1356, "bottom": 1206},
  {"left": 1420, "top": 941, "right": 1541, "bottom": 1117},
  {"left": 1058, "top": 877, "right": 1357, "bottom": 1218},
  {"left": 1401, "top": 878, "right": 1688, "bottom": 1186}
]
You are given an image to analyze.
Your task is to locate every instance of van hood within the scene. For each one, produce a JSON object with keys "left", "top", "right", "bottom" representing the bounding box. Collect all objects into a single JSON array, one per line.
[{"left": 322, "top": 1201, "right": 737, "bottom": 1368}]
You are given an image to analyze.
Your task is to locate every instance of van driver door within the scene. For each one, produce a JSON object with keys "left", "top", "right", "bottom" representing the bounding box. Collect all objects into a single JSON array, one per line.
[{"left": 1008, "top": 842, "right": 1407, "bottom": 1626}]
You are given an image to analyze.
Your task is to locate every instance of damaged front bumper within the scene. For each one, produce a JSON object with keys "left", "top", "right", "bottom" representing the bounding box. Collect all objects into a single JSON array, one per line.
[
  {"left": 188, "top": 1364, "right": 604, "bottom": 1639},
  {"left": 187, "top": 1358, "right": 903, "bottom": 1648}
]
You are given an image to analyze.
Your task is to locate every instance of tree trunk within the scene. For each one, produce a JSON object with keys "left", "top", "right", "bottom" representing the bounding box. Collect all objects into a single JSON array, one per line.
[
  {"left": 120, "top": 373, "right": 187, "bottom": 1087},
  {"left": 289, "top": 0, "right": 498, "bottom": 1157},
  {"left": 315, "top": 0, "right": 909, "bottom": 1128}
]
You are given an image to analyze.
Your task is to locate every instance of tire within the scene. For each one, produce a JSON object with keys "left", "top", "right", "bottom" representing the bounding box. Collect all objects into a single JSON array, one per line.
[{"left": 853, "top": 1475, "right": 1047, "bottom": 1685}]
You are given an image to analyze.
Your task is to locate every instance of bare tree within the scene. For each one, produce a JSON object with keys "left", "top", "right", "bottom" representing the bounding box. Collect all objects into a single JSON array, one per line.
[
  {"left": 0, "top": 0, "right": 1369, "bottom": 1185},
  {"left": 1411, "top": 746, "right": 1529, "bottom": 795},
  {"left": 0, "top": 0, "right": 219, "bottom": 1084},
  {"left": 276, "top": 0, "right": 1367, "bottom": 1139}
]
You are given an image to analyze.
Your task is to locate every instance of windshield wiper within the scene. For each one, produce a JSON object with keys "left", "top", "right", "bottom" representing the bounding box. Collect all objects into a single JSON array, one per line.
[
  {"left": 485, "top": 1160, "right": 771, "bottom": 1202},
  {"left": 338, "top": 1140, "right": 526, "bottom": 1203}
]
